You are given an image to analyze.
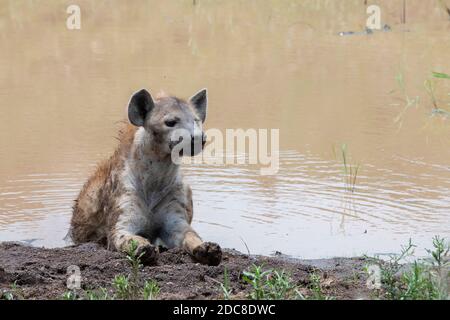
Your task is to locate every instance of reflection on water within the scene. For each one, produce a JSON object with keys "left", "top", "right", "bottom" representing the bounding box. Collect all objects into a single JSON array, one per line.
[{"left": 0, "top": 0, "right": 449, "bottom": 258}]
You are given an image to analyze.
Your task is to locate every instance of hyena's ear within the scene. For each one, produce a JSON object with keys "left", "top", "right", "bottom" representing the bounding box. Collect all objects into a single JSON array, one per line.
[
  {"left": 128, "top": 89, "right": 155, "bottom": 127},
  {"left": 189, "top": 88, "right": 207, "bottom": 123}
]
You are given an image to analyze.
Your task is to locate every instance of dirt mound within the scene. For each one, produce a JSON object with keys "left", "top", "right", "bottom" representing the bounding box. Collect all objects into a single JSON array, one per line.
[{"left": 0, "top": 242, "right": 370, "bottom": 299}]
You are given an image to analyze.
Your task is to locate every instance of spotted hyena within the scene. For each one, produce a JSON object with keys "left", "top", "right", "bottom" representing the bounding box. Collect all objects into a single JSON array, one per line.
[{"left": 69, "top": 88, "right": 222, "bottom": 266}]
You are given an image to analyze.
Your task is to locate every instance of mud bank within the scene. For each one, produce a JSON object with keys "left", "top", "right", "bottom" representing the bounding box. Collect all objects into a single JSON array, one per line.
[{"left": 0, "top": 242, "right": 371, "bottom": 300}]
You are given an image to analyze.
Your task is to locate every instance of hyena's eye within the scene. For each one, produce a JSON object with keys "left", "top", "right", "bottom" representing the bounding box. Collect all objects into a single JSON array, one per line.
[{"left": 164, "top": 119, "right": 178, "bottom": 127}]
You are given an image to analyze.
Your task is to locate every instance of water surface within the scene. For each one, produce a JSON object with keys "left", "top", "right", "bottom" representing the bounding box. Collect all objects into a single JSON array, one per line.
[{"left": 0, "top": 0, "right": 449, "bottom": 258}]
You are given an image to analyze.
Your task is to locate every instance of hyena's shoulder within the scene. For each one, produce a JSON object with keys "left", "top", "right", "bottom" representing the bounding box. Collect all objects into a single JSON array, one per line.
[
  {"left": 78, "top": 122, "right": 137, "bottom": 203},
  {"left": 70, "top": 123, "right": 137, "bottom": 243}
]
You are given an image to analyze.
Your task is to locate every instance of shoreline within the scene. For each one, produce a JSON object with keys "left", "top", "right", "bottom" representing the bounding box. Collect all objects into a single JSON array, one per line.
[{"left": 0, "top": 242, "right": 371, "bottom": 300}]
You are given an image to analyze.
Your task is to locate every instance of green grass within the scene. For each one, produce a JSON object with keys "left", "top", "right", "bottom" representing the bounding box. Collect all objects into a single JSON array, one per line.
[
  {"left": 219, "top": 266, "right": 233, "bottom": 300},
  {"left": 61, "top": 290, "right": 78, "bottom": 300},
  {"left": 143, "top": 279, "right": 160, "bottom": 300},
  {"left": 394, "top": 71, "right": 450, "bottom": 124},
  {"left": 306, "top": 273, "right": 335, "bottom": 300},
  {"left": 62, "top": 240, "right": 160, "bottom": 300},
  {"left": 241, "top": 264, "right": 298, "bottom": 300},
  {"left": 242, "top": 264, "right": 274, "bottom": 299},
  {"left": 112, "top": 274, "right": 131, "bottom": 299},
  {"left": 429, "top": 72, "right": 450, "bottom": 117},
  {"left": 124, "top": 238, "right": 144, "bottom": 299},
  {"left": 0, "top": 281, "right": 23, "bottom": 300},
  {"left": 424, "top": 78, "right": 439, "bottom": 110},
  {"left": 6, "top": 237, "right": 448, "bottom": 301},
  {"left": 432, "top": 71, "right": 450, "bottom": 80},
  {"left": 393, "top": 71, "right": 420, "bottom": 126},
  {"left": 396, "top": 71, "right": 420, "bottom": 108},
  {"left": 85, "top": 287, "right": 110, "bottom": 300},
  {"left": 57, "top": 236, "right": 450, "bottom": 301},
  {"left": 365, "top": 236, "right": 449, "bottom": 300},
  {"left": 237, "top": 264, "right": 333, "bottom": 300},
  {"left": 333, "top": 143, "right": 360, "bottom": 193}
]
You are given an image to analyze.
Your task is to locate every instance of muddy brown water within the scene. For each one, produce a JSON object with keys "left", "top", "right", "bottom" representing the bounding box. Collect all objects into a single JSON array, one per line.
[{"left": 0, "top": 1, "right": 449, "bottom": 259}]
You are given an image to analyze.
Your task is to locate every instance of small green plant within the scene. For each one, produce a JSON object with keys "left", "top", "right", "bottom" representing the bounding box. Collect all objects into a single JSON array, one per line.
[
  {"left": 365, "top": 238, "right": 416, "bottom": 299},
  {"left": 85, "top": 287, "right": 110, "bottom": 300},
  {"left": 307, "top": 273, "right": 334, "bottom": 300},
  {"left": 219, "top": 267, "right": 233, "bottom": 300},
  {"left": 0, "top": 290, "right": 14, "bottom": 300},
  {"left": 1, "top": 281, "right": 23, "bottom": 300},
  {"left": 425, "top": 236, "right": 450, "bottom": 300},
  {"left": 111, "top": 240, "right": 160, "bottom": 300},
  {"left": 432, "top": 71, "right": 450, "bottom": 80},
  {"left": 265, "top": 270, "right": 297, "bottom": 299},
  {"left": 62, "top": 290, "right": 78, "bottom": 300},
  {"left": 424, "top": 78, "right": 438, "bottom": 110},
  {"left": 242, "top": 264, "right": 271, "bottom": 300},
  {"left": 242, "top": 264, "right": 298, "bottom": 300},
  {"left": 396, "top": 71, "right": 419, "bottom": 108},
  {"left": 59, "top": 240, "right": 160, "bottom": 300},
  {"left": 401, "top": 261, "right": 437, "bottom": 300},
  {"left": 333, "top": 144, "right": 360, "bottom": 193},
  {"left": 429, "top": 72, "right": 450, "bottom": 117},
  {"left": 112, "top": 274, "right": 131, "bottom": 299},
  {"left": 242, "top": 265, "right": 335, "bottom": 300},
  {"left": 366, "top": 236, "right": 449, "bottom": 300},
  {"left": 393, "top": 71, "right": 450, "bottom": 124},
  {"left": 393, "top": 71, "right": 420, "bottom": 126},
  {"left": 125, "top": 239, "right": 144, "bottom": 298},
  {"left": 143, "top": 280, "right": 160, "bottom": 300}
]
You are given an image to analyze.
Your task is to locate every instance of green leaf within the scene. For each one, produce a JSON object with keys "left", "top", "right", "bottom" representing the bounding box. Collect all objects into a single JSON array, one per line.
[{"left": 432, "top": 72, "right": 450, "bottom": 79}]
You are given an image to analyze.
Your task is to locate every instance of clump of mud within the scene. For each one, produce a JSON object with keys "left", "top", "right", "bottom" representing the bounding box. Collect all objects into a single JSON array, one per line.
[{"left": 0, "top": 242, "right": 370, "bottom": 299}]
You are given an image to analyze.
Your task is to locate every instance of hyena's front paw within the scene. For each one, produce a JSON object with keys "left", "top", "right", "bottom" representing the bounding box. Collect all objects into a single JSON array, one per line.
[
  {"left": 192, "top": 242, "right": 222, "bottom": 266},
  {"left": 136, "top": 244, "right": 159, "bottom": 266}
]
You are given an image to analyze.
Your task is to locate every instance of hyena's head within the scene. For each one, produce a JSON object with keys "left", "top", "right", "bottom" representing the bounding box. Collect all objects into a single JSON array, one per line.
[{"left": 127, "top": 88, "right": 207, "bottom": 159}]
